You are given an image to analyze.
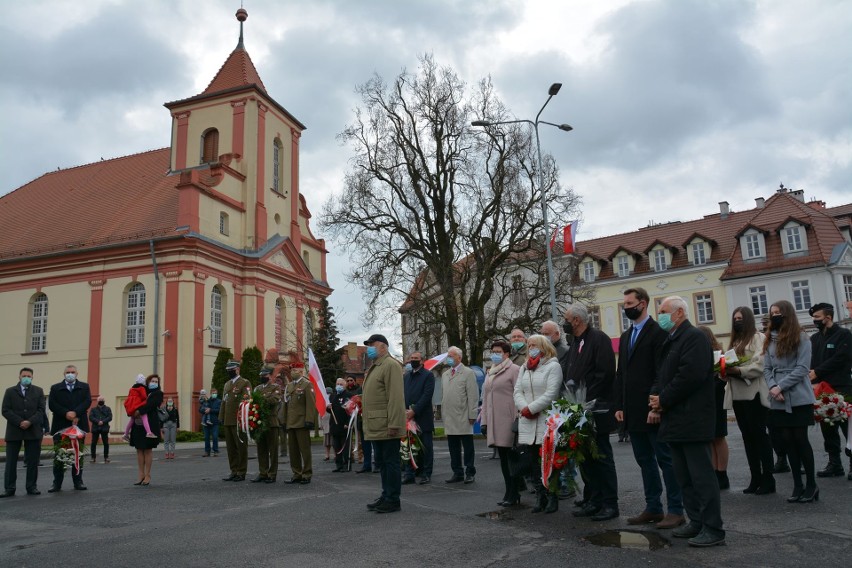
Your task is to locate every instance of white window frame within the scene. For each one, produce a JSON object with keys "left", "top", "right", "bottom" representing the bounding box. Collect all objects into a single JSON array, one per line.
[
  {"left": 791, "top": 280, "right": 812, "bottom": 312},
  {"left": 844, "top": 275, "right": 852, "bottom": 302},
  {"left": 743, "top": 232, "right": 763, "bottom": 259},
  {"left": 30, "top": 293, "right": 48, "bottom": 352},
  {"left": 125, "top": 283, "right": 146, "bottom": 345},
  {"left": 583, "top": 260, "right": 596, "bottom": 283},
  {"left": 694, "top": 292, "right": 714, "bottom": 324},
  {"left": 616, "top": 255, "right": 630, "bottom": 277},
  {"left": 618, "top": 302, "right": 631, "bottom": 333},
  {"left": 210, "top": 286, "right": 223, "bottom": 346},
  {"left": 784, "top": 226, "right": 803, "bottom": 252},
  {"left": 749, "top": 285, "right": 769, "bottom": 316},
  {"left": 691, "top": 242, "right": 706, "bottom": 266},
  {"left": 589, "top": 306, "right": 601, "bottom": 330},
  {"left": 653, "top": 249, "right": 667, "bottom": 272}
]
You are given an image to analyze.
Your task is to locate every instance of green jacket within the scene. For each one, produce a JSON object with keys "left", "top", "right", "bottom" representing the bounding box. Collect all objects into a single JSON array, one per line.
[
  {"left": 254, "top": 381, "right": 283, "bottom": 428},
  {"left": 219, "top": 376, "right": 252, "bottom": 426},
  {"left": 281, "top": 377, "right": 318, "bottom": 430},
  {"left": 362, "top": 354, "right": 406, "bottom": 441}
]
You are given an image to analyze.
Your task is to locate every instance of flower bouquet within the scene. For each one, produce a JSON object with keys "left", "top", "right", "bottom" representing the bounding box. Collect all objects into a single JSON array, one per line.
[
  {"left": 400, "top": 418, "right": 424, "bottom": 470},
  {"left": 245, "top": 390, "right": 275, "bottom": 441},
  {"left": 344, "top": 395, "right": 362, "bottom": 417},
  {"left": 54, "top": 424, "right": 87, "bottom": 473},
  {"left": 713, "top": 349, "right": 751, "bottom": 382},
  {"left": 813, "top": 388, "right": 852, "bottom": 426},
  {"left": 540, "top": 399, "right": 601, "bottom": 493}
]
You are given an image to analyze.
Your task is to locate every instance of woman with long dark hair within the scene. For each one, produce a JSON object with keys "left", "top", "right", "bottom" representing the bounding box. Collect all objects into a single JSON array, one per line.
[
  {"left": 763, "top": 300, "right": 817, "bottom": 503},
  {"left": 723, "top": 307, "right": 774, "bottom": 494},
  {"left": 129, "top": 374, "right": 163, "bottom": 486}
]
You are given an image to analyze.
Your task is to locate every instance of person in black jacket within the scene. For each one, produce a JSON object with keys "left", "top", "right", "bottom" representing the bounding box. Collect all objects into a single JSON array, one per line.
[
  {"left": 403, "top": 351, "right": 435, "bottom": 484},
  {"left": 89, "top": 396, "right": 112, "bottom": 463},
  {"left": 614, "top": 287, "right": 684, "bottom": 529},
  {"left": 563, "top": 303, "right": 619, "bottom": 522},
  {"left": 649, "top": 296, "right": 724, "bottom": 547},
  {"left": 328, "top": 378, "right": 351, "bottom": 472},
  {"left": 128, "top": 374, "right": 163, "bottom": 486},
  {"left": 808, "top": 303, "right": 852, "bottom": 479},
  {"left": 2, "top": 367, "right": 46, "bottom": 497},
  {"left": 48, "top": 365, "right": 92, "bottom": 492}
]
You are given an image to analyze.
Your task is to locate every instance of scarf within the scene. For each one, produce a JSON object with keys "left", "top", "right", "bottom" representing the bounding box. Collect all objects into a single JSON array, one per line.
[
  {"left": 526, "top": 355, "right": 541, "bottom": 371},
  {"left": 487, "top": 357, "right": 511, "bottom": 377}
]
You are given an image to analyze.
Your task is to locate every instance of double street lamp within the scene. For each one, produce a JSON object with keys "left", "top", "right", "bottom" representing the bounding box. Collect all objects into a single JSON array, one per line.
[{"left": 472, "top": 83, "right": 573, "bottom": 322}]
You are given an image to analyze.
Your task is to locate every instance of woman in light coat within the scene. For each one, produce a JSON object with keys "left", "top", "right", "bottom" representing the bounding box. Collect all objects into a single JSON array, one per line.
[
  {"left": 722, "top": 307, "right": 773, "bottom": 495},
  {"left": 513, "top": 334, "right": 563, "bottom": 513},
  {"left": 481, "top": 339, "right": 521, "bottom": 506},
  {"left": 763, "top": 300, "right": 816, "bottom": 504}
]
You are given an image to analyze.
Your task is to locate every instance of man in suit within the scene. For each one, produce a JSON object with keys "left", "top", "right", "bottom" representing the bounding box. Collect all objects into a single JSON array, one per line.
[
  {"left": 614, "top": 287, "right": 684, "bottom": 529},
  {"left": 2, "top": 367, "right": 46, "bottom": 497},
  {"left": 48, "top": 364, "right": 91, "bottom": 492},
  {"left": 650, "top": 296, "right": 724, "bottom": 547},
  {"left": 219, "top": 360, "right": 252, "bottom": 482},
  {"left": 563, "top": 303, "right": 619, "bottom": 522},
  {"left": 281, "top": 366, "right": 318, "bottom": 484},
  {"left": 403, "top": 351, "right": 435, "bottom": 485},
  {"left": 442, "top": 346, "right": 479, "bottom": 484},
  {"left": 362, "top": 334, "right": 406, "bottom": 513},
  {"left": 252, "top": 367, "right": 283, "bottom": 483}
]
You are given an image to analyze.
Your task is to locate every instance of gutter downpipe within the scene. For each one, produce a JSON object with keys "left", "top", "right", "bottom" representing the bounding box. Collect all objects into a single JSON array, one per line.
[{"left": 150, "top": 240, "right": 160, "bottom": 375}]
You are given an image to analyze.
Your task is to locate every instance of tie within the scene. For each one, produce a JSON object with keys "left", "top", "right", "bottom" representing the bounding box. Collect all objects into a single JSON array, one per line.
[
  {"left": 452, "top": 368, "right": 456, "bottom": 377},
  {"left": 21, "top": 387, "right": 27, "bottom": 397},
  {"left": 629, "top": 327, "right": 639, "bottom": 354}
]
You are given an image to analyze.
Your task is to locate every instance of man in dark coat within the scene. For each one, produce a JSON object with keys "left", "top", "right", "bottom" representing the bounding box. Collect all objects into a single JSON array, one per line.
[
  {"left": 650, "top": 296, "right": 724, "bottom": 547},
  {"left": 614, "top": 287, "right": 684, "bottom": 529},
  {"left": 2, "top": 367, "right": 46, "bottom": 497},
  {"left": 563, "top": 303, "right": 619, "bottom": 522},
  {"left": 48, "top": 364, "right": 92, "bottom": 492},
  {"left": 808, "top": 302, "right": 852, "bottom": 479},
  {"left": 88, "top": 395, "right": 112, "bottom": 463},
  {"left": 402, "top": 351, "right": 435, "bottom": 485}
]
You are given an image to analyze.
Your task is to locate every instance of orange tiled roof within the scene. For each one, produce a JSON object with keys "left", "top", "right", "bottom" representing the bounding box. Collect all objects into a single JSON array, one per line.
[
  {"left": 0, "top": 149, "right": 178, "bottom": 260},
  {"left": 202, "top": 45, "right": 267, "bottom": 96}
]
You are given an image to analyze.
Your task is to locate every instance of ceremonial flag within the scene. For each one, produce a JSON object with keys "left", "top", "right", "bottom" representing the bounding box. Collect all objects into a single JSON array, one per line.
[
  {"left": 563, "top": 221, "right": 578, "bottom": 254},
  {"left": 423, "top": 352, "right": 448, "bottom": 371},
  {"left": 307, "top": 348, "right": 330, "bottom": 415}
]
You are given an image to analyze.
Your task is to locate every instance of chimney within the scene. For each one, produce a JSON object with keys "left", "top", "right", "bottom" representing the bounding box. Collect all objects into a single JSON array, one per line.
[
  {"left": 791, "top": 189, "right": 805, "bottom": 202},
  {"left": 808, "top": 199, "right": 826, "bottom": 210},
  {"left": 755, "top": 197, "right": 765, "bottom": 209},
  {"left": 719, "top": 201, "right": 730, "bottom": 220}
]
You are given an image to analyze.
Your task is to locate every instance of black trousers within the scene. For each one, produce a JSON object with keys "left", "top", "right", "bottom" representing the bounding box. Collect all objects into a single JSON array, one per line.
[
  {"left": 331, "top": 429, "right": 351, "bottom": 468},
  {"left": 447, "top": 435, "right": 476, "bottom": 477},
  {"left": 669, "top": 441, "right": 723, "bottom": 533},
  {"left": 52, "top": 433, "right": 84, "bottom": 489},
  {"left": 732, "top": 395, "right": 774, "bottom": 481},
  {"left": 4, "top": 439, "right": 41, "bottom": 493},
  {"left": 91, "top": 431, "right": 109, "bottom": 458},
  {"left": 496, "top": 446, "right": 520, "bottom": 500},
  {"left": 579, "top": 426, "right": 619, "bottom": 508},
  {"left": 820, "top": 419, "right": 850, "bottom": 461}
]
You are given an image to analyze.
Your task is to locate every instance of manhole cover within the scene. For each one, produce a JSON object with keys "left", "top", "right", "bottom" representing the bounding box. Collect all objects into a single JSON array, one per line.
[{"left": 584, "top": 530, "right": 670, "bottom": 550}]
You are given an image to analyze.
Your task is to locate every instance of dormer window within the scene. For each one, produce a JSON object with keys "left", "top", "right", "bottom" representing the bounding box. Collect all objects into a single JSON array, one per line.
[
  {"left": 616, "top": 255, "right": 630, "bottom": 277},
  {"left": 583, "top": 260, "right": 596, "bottom": 283},
  {"left": 780, "top": 221, "right": 808, "bottom": 256},
  {"left": 653, "top": 249, "right": 667, "bottom": 272},
  {"left": 745, "top": 234, "right": 761, "bottom": 257},
  {"left": 740, "top": 228, "right": 765, "bottom": 261},
  {"left": 691, "top": 242, "right": 706, "bottom": 265}
]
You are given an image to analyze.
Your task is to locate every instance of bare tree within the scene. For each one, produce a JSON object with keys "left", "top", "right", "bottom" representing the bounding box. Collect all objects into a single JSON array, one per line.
[{"left": 320, "top": 55, "right": 581, "bottom": 365}]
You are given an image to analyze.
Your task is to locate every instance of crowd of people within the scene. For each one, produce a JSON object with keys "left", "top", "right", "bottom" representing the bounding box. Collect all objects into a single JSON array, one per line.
[{"left": 3, "top": 295, "right": 850, "bottom": 548}]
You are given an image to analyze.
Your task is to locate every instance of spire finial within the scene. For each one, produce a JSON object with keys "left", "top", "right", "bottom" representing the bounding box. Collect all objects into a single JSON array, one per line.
[{"left": 236, "top": 7, "right": 248, "bottom": 49}]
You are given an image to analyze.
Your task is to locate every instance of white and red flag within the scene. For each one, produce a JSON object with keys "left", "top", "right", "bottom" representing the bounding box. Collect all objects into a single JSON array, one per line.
[
  {"left": 549, "top": 221, "right": 578, "bottom": 254},
  {"left": 423, "top": 352, "right": 448, "bottom": 371},
  {"left": 307, "top": 348, "right": 331, "bottom": 415}
]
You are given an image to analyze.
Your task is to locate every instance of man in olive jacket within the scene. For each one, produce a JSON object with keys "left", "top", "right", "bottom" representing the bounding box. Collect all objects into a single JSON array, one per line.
[
  {"left": 2, "top": 367, "right": 46, "bottom": 497},
  {"left": 362, "top": 334, "right": 406, "bottom": 513},
  {"left": 281, "top": 367, "right": 318, "bottom": 484},
  {"left": 219, "top": 360, "right": 252, "bottom": 481},
  {"left": 252, "top": 367, "right": 283, "bottom": 483},
  {"left": 650, "top": 296, "right": 723, "bottom": 548}
]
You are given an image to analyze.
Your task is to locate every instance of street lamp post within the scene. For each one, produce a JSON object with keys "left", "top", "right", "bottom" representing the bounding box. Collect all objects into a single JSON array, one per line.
[{"left": 472, "top": 83, "right": 572, "bottom": 322}]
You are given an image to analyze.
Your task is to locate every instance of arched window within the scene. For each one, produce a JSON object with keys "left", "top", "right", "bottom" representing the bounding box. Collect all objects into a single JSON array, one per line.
[
  {"left": 275, "top": 298, "right": 285, "bottom": 351},
  {"left": 201, "top": 128, "right": 219, "bottom": 164},
  {"left": 272, "top": 138, "right": 283, "bottom": 193},
  {"left": 125, "top": 283, "right": 146, "bottom": 345},
  {"left": 29, "top": 293, "right": 48, "bottom": 352},
  {"left": 210, "top": 286, "right": 224, "bottom": 346}
]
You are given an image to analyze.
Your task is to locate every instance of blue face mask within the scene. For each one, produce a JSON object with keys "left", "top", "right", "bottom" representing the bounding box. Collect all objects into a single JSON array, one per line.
[
  {"left": 149, "top": 382, "right": 159, "bottom": 390},
  {"left": 490, "top": 354, "right": 503, "bottom": 365},
  {"left": 445, "top": 357, "right": 455, "bottom": 368},
  {"left": 366, "top": 346, "right": 378, "bottom": 359},
  {"left": 336, "top": 385, "right": 345, "bottom": 394},
  {"left": 528, "top": 348, "right": 541, "bottom": 358},
  {"left": 658, "top": 313, "right": 675, "bottom": 332},
  {"left": 404, "top": 363, "right": 412, "bottom": 373},
  {"left": 21, "top": 377, "right": 33, "bottom": 387},
  {"left": 65, "top": 373, "right": 76, "bottom": 383}
]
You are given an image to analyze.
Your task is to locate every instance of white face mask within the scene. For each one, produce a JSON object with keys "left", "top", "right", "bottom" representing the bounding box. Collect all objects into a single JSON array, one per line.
[{"left": 65, "top": 373, "right": 77, "bottom": 382}]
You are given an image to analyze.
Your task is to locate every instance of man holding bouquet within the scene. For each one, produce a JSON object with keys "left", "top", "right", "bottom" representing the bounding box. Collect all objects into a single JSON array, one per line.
[
  {"left": 252, "top": 367, "right": 282, "bottom": 483},
  {"left": 48, "top": 365, "right": 91, "bottom": 492},
  {"left": 403, "top": 351, "right": 435, "bottom": 485}
]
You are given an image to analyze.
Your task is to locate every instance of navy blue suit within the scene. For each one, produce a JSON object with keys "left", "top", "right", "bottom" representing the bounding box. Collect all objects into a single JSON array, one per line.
[
  {"left": 403, "top": 366, "right": 435, "bottom": 479},
  {"left": 48, "top": 379, "right": 92, "bottom": 489}
]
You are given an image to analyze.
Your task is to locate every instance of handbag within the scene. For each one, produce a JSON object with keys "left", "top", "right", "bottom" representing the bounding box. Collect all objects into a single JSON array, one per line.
[
  {"left": 507, "top": 368, "right": 536, "bottom": 477},
  {"left": 157, "top": 407, "right": 169, "bottom": 422}
]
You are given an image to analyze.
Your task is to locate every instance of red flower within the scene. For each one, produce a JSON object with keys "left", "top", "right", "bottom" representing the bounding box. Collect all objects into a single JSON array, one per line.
[
  {"left": 822, "top": 396, "right": 830, "bottom": 404},
  {"left": 568, "top": 434, "right": 579, "bottom": 450}
]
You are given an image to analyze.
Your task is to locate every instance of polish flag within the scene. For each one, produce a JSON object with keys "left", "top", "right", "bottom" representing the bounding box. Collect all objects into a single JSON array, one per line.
[
  {"left": 423, "top": 352, "right": 449, "bottom": 371},
  {"left": 307, "top": 348, "right": 330, "bottom": 415},
  {"left": 563, "top": 221, "right": 578, "bottom": 254}
]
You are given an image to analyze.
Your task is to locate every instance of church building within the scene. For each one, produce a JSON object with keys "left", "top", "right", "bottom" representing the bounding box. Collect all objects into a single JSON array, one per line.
[{"left": 0, "top": 9, "right": 331, "bottom": 432}]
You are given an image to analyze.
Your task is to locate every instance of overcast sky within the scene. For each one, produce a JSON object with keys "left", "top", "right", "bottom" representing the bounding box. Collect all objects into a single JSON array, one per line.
[{"left": 2, "top": 0, "right": 850, "bottom": 354}]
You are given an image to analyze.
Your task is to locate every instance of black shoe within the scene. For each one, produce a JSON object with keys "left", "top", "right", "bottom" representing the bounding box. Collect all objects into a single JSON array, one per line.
[
  {"left": 27, "top": 489, "right": 41, "bottom": 495},
  {"left": 418, "top": 476, "right": 431, "bottom": 485},
  {"left": 0, "top": 492, "right": 14, "bottom": 498},
  {"left": 463, "top": 474, "right": 475, "bottom": 484},
  {"left": 402, "top": 477, "right": 416, "bottom": 485},
  {"left": 231, "top": 475, "right": 245, "bottom": 482},
  {"left": 755, "top": 475, "right": 776, "bottom": 495},
  {"left": 367, "top": 497, "right": 384, "bottom": 511},
  {"left": 445, "top": 475, "right": 464, "bottom": 484},
  {"left": 772, "top": 459, "right": 791, "bottom": 474},
  {"left": 374, "top": 500, "right": 401, "bottom": 514},
  {"left": 798, "top": 486, "right": 819, "bottom": 503},
  {"left": 355, "top": 468, "right": 371, "bottom": 474},
  {"left": 74, "top": 484, "right": 87, "bottom": 491},
  {"left": 299, "top": 478, "right": 311, "bottom": 484},
  {"left": 284, "top": 478, "right": 303, "bottom": 484},
  {"left": 332, "top": 467, "right": 345, "bottom": 473},
  {"left": 672, "top": 521, "right": 702, "bottom": 538},
  {"left": 222, "top": 474, "right": 238, "bottom": 481},
  {"left": 264, "top": 478, "right": 276, "bottom": 484},
  {"left": 250, "top": 476, "right": 268, "bottom": 483},
  {"left": 590, "top": 506, "right": 619, "bottom": 521},
  {"left": 572, "top": 504, "right": 601, "bottom": 518},
  {"left": 787, "top": 487, "right": 804, "bottom": 503},
  {"left": 47, "top": 485, "right": 61, "bottom": 493},
  {"left": 742, "top": 479, "right": 760, "bottom": 494},
  {"left": 498, "top": 496, "right": 521, "bottom": 507},
  {"left": 817, "top": 462, "right": 844, "bottom": 478},
  {"left": 688, "top": 528, "right": 726, "bottom": 547},
  {"left": 544, "top": 494, "right": 559, "bottom": 514}
]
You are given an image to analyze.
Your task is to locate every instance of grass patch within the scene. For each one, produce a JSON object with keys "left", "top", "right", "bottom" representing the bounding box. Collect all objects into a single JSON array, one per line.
[{"left": 176, "top": 430, "right": 205, "bottom": 442}]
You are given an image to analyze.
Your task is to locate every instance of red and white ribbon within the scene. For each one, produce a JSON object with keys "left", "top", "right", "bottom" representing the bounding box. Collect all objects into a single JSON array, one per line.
[
  {"left": 238, "top": 400, "right": 251, "bottom": 442},
  {"left": 540, "top": 407, "right": 566, "bottom": 489}
]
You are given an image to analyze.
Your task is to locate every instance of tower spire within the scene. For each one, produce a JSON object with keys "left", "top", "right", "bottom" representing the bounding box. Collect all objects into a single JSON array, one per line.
[{"left": 236, "top": 7, "right": 248, "bottom": 49}]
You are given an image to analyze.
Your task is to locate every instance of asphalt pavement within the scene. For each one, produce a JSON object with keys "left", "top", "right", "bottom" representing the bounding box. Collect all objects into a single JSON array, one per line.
[{"left": 1, "top": 424, "right": 850, "bottom": 568}]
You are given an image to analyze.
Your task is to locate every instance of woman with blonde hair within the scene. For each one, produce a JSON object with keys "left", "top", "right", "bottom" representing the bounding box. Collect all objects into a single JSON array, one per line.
[{"left": 513, "top": 334, "right": 562, "bottom": 513}]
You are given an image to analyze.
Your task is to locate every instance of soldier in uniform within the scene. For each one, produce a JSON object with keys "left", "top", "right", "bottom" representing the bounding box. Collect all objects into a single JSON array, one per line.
[
  {"left": 219, "top": 360, "right": 252, "bottom": 481},
  {"left": 282, "top": 367, "right": 318, "bottom": 484},
  {"left": 252, "top": 368, "right": 282, "bottom": 483}
]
